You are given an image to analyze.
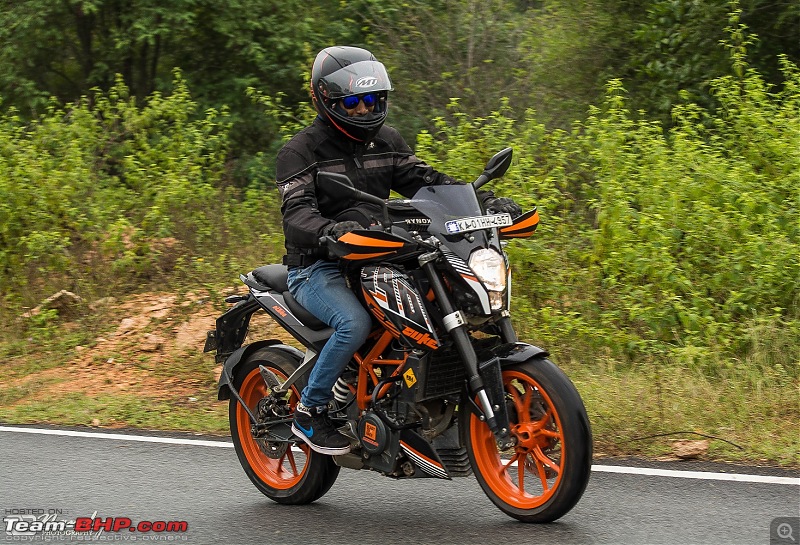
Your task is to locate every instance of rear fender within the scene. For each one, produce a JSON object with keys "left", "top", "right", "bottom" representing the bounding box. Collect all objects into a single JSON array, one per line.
[
  {"left": 217, "top": 341, "right": 304, "bottom": 400},
  {"left": 205, "top": 296, "right": 261, "bottom": 364}
]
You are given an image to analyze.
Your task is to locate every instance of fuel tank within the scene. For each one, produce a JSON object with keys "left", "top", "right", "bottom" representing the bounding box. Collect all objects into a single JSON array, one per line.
[{"left": 360, "top": 264, "right": 440, "bottom": 350}]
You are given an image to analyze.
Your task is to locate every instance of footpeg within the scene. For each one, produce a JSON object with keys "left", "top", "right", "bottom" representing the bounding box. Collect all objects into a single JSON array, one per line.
[{"left": 259, "top": 365, "right": 282, "bottom": 389}]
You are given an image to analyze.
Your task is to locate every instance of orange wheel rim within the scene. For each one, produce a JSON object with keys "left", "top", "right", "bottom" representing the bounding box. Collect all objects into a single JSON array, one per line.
[
  {"left": 236, "top": 368, "right": 310, "bottom": 489},
  {"left": 470, "top": 370, "right": 566, "bottom": 509}
]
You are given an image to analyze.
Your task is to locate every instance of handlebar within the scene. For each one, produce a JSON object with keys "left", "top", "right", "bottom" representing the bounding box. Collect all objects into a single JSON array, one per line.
[{"left": 319, "top": 225, "right": 441, "bottom": 260}]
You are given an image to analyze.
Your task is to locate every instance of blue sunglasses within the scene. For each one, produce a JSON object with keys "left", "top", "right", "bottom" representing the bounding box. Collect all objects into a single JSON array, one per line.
[{"left": 341, "top": 93, "right": 378, "bottom": 109}]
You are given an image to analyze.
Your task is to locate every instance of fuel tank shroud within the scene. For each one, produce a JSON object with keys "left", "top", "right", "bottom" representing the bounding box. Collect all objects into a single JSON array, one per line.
[{"left": 360, "top": 264, "right": 440, "bottom": 350}]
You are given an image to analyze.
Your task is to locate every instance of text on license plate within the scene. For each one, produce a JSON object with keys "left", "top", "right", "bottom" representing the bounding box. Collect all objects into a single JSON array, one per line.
[{"left": 445, "top": 213, "right": 513, "bottom": 234}]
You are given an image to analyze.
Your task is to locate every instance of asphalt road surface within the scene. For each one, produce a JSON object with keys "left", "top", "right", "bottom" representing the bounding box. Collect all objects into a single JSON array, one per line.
[{"left": 1, "top": 425, "right": 798, "bottom": 545}]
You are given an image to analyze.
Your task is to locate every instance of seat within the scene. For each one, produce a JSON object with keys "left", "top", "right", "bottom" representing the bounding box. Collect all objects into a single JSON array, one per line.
[
  {"left": 250, "top": 265, "right": 329, "bottom": 331},
  {"left": 252, "top": 264, "right": 290, "bottom": 292}
]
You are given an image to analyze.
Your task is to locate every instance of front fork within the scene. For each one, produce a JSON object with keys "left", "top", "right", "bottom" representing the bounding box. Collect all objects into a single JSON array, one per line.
[{"left": 420, "top": 253, "right": 515, "bottom": 450}]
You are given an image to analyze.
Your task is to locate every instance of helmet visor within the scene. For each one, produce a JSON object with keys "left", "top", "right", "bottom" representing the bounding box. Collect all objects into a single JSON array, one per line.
[{"left": 317, "top": 60, "right": 393, "bottom": 99}]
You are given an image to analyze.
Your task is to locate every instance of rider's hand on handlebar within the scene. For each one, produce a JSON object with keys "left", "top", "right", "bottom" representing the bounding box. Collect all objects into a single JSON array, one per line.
[
  {"left": 484, "top": 197, "right": 523, "bottom": 219},
  {"left": 326, "top": 220, "right": 363, "bottom": 240}
]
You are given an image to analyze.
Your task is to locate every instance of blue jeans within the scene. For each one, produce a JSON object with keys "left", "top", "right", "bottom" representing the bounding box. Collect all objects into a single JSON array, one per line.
[{"left": 287, "top": 260, "right": 372, "bottom": 408}]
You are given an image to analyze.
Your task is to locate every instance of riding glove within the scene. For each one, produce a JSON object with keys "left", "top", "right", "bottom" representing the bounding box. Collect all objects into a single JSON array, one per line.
[
  {"left": 484, "top": 197, "right": 523, "bottom": 219},
  {"left": 326, "top": 220, "right": 363, "bottom": 240}
]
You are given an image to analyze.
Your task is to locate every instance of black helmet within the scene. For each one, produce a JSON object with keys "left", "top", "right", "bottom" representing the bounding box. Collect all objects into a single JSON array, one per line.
[{"left": 311, "top": 46, "right": 393, "bottom": 143}]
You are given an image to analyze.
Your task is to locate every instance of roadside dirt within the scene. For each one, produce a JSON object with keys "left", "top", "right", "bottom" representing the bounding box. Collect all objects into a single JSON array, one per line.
[{"left": 3, "top": 290, "right": 295, "bottom": 421}]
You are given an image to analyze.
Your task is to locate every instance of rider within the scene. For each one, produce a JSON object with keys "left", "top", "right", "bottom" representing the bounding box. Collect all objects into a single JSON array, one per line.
[{"left": 278, "top": 45, "right": 522, "bottom": 455}]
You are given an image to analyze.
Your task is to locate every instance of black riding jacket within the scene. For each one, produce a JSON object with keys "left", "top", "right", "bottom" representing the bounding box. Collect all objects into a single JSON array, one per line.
[{"left": 276, "top": 117, "right": 459, "bottom": 263}]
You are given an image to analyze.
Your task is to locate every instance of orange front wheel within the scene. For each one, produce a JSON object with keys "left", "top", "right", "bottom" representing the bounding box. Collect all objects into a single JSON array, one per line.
[{"left": 461, "top": 358, "right": 592, "bottom": 522}]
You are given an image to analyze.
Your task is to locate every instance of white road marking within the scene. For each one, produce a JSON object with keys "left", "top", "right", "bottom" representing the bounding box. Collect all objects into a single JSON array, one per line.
[
  {"left": 591, "top": 464, "right": 799, "bottom": 485},
  {"left": 0, "top": 425, "right": 233, "bottom": 448},
  {"left": 1, "top": 426, "right": 797, "bottom": 486}
]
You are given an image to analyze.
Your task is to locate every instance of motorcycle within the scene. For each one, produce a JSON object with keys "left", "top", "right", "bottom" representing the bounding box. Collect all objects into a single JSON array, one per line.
[{"left": 204, "top": 148, "right": 592, "bottom": 522}]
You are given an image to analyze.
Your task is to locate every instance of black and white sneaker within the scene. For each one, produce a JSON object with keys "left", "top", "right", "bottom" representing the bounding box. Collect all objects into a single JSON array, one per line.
[{"left": 291, "top": 403, "right": 351, "bottom": 455}]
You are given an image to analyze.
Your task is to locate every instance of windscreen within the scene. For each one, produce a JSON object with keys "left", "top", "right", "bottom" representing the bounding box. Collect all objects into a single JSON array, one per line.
[{"left": 408, "top": 184, "right": 497, "bottom": 258}]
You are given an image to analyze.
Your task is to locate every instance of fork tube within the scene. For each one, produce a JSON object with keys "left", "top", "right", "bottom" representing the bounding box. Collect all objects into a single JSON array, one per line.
[
  {"left": 419, "top": 256, "right": 495, "bottom": 416},
  {"left": 497, "top": 315, "right": 518, "bottom": 343}
]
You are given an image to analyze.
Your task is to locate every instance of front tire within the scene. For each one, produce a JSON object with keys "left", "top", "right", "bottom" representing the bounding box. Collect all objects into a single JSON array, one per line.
[
  {"left": 229, "top": 347, "right": 340, "bottom": 504},
  {"left": 461, "top": 358, "right": 592, "bottom": 522}
]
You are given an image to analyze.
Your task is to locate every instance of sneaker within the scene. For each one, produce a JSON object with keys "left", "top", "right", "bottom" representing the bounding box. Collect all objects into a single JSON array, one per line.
[{"left": 291, "top": 403, "right": 351, "bottom": 455}]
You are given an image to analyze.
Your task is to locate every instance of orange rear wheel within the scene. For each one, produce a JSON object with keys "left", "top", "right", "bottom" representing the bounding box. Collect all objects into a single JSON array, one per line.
[
  {"left": 229, "top": 347, "right": 340, "bottom": 504},
  {"left": 235, "top": 365, "right": 310, "bottom": 490}
]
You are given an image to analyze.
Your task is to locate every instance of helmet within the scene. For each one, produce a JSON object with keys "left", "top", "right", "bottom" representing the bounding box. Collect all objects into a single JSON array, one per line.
[{"left": 311, "top": 46, "right": 393, "bottom": 143}]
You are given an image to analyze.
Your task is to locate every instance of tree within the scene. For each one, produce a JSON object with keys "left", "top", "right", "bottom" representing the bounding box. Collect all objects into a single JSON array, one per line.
[
  {"left": 0, "top": 0, "right": 368, "bottom": 174},
  {"left": 626, "top": 0, "right": 800, "bottom": 121},
  {"left": 0, "top": 1, "right": 194, "bottom": 112},
  {"left": 361, "top": 0, "right": 532, "bottom": 138}
]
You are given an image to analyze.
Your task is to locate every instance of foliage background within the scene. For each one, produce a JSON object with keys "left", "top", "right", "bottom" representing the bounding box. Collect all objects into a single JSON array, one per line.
[{"left": 0, "top": 0, "right": 797, "bottom": 463}]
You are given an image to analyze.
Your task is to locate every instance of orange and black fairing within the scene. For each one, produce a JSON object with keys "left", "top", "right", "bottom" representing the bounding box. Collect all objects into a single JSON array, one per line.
[
  {"left": 360, "top": 265, "right": 440, "bottom": 351},
  {"left": 362, "top": 287, "right": 402, "bottom": 338},
  {"left": 499, "top": 208, "right": 540, "bottom": 239},
  {"left": 331, "top": 229, "right": 418, "bottom": 261}
]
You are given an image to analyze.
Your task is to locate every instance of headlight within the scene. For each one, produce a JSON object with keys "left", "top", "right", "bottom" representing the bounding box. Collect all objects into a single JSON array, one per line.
[{"left": 469, "top": 249, "right": 507, "bottom": 292}]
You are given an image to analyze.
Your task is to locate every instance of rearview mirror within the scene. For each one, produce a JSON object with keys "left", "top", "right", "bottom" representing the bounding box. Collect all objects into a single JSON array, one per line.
[
  {"left": 316, "top": 171, "right": 392, "bottom": 231},
  {"left": 484, "top": 148, "right": 513, "bottom": 179},
  {"left": 473, "top": 147, "right": 513, "bottom": 189},
  {"left": 318, "top": 171, "right": 356, "bottom": 193}
]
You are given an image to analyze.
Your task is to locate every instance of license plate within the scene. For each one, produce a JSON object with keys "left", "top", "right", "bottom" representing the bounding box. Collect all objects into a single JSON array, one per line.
[{"left": 445, "top": 213, "right": 513, "bottom": 234}]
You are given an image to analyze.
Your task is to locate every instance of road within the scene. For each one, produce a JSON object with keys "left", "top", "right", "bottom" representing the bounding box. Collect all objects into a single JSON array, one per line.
[{"left": 1, "top": 425, "right": 797, "bottom": 545}]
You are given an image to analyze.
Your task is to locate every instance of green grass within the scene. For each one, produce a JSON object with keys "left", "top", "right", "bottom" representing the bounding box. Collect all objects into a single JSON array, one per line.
[
  {"left": 0, "top": 307, "right": 118, "bottom": 380},
  {"left": 564, "top": 360, "right": 800, "bottom": 466},
  {"left": 0, "top": 338, "right": 85, "bottom": 380},
  {"left": 0, "top": 391, "right": 228, "bottom": 434},
  {"left": 0, "top": 376, "right": 68, "bottom": 406}
]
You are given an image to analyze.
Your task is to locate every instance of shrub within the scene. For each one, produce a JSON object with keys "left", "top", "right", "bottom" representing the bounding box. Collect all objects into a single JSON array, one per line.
[
  {"left": 0, "top": 73, "right": 233, "bottom": 302},
  {"left": 414, "top": 60, "right": 799, "bottom": 378}
]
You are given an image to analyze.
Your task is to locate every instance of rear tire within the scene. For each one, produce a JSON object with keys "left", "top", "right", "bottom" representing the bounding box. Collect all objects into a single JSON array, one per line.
[
  {"left": 229, "top": 347, "right": 340, "bottom": 504},
  {"left": 461, "top": 358, "right": 592, "bottom": 522}
]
